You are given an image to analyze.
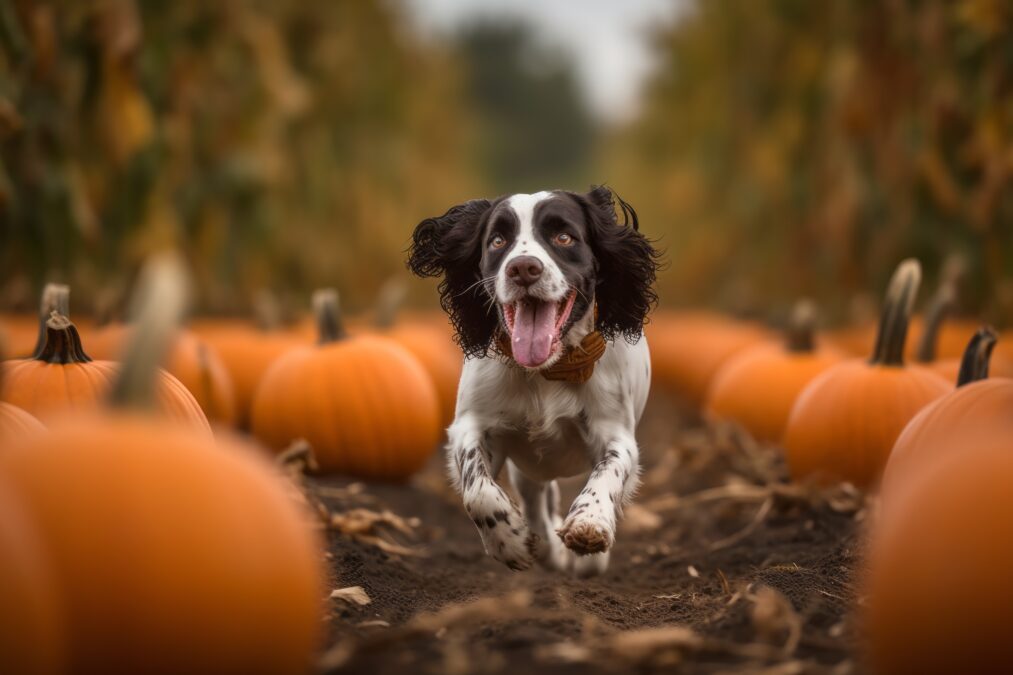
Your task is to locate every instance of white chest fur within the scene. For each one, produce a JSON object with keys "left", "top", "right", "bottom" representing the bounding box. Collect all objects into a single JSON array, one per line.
[{"left": 452, "top": 337, "right": 651, "bottom": 482}]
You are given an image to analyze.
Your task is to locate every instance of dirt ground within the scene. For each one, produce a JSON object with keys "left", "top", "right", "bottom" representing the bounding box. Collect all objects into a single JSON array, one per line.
[{"left": 304, "top": 395, "right": 868, "bottom": 674}]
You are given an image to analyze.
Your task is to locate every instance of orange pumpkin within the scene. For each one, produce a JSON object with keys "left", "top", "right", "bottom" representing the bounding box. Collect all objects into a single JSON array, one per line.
[
  {"left": 2, "top": 416, "right": 324, "bottom": 674},
  {"left": 370, "top": 295, "right": 461, "bottom": 428},
  {"left": 0, "top": 401, "right": 44, "bottom": 438},
  {"left": 705, "top": 301, "right": 843, "bottom": 443},
  {"left": 866, "top": 442, "right": 1013, "bottom": 674},
  {"left": 994, "top": 329, "right": 1013, "bottom": 369},
  {"left": 910, "top": 286, "right": 1013, "bottom": 382},
  {"left": 0, "top": 313, "right": 39, "bottom": 359},
  {"left": 907, "top": 314, "right": 983, "bottom": 362},
  {"left": 647, "top": 310, "right": 769, "bottom": 407},
  {"left": 0, "top": 338, "right": 43, "bottom": 439},
  {"left": 1, "top": 312, "right": 209, "bottom": 432},
  {"left": 252, "top": 289, "right": 441, "bottom": 480},
  {"left": 89, "top": 323, "right": 237, "bottom": 426},
  {"left": 825, "top": 323, "right": 876, "bottom": 357},
  {"left": 190, "top": 318, "right": 299, "bottom": 429},
  {"left": 384, "top": 320, "right": 461, "bottom": 428},
  {"left": 824, "top": 293, "right": 879, "bottom": 357},
  {"left": 883, "top": 328, "right": 1013, "bottom": 501},
  {"left": 0, "top": 254, "right": 324, "bottom": 674},
  {"left": 0, "top": 474, "right": 65, "bottom": 675},
  {"left": 783, "top": 260, "right": 950, "bottom": 487}
]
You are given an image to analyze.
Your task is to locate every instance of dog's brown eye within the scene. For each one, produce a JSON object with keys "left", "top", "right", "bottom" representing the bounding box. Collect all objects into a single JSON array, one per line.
[
  {"left": 554, "top": 233, "right": 574, "bottom": 246},
  {"left": 489, "top": 234, "right": 507, "bottom": 249}
]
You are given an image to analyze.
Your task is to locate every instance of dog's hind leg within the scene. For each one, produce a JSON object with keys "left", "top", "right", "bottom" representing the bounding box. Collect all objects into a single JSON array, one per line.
[{"left": 507, "top": 463, "right": 571, "bottom": 572}]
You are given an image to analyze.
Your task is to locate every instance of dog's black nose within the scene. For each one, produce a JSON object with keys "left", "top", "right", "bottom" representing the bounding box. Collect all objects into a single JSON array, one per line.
[{"left": 506, "top": 256, "right": 543, "bottom": 286}]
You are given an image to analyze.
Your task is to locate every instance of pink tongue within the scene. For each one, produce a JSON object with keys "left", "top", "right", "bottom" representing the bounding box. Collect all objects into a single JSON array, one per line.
[{"left": 511, "top": 299, "right": 558, "bottom": 367}]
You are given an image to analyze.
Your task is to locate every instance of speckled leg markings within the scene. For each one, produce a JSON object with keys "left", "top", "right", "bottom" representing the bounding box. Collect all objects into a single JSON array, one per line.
[
  {"left": 451, "top": 445, "right": 533, "bottom": 571},
  {"left": 508, "top": 463, "right": 571, "bottom": 572},
  {"left": 558, "top": 441, "right": 639, "bottom": 559}
]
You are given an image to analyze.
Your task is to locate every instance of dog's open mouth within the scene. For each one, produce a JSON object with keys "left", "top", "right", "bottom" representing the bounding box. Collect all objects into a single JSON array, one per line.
[{"left": 501, "top": 291, "right": 577, "bottom": 368}]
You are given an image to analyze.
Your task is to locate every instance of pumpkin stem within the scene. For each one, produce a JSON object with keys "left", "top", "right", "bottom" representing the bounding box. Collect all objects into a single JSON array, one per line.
[
  {"left": 373, "top": 277, "right": 408, "bottom": 330},
  {"left": 313, "top": 289, "right": 347, "bottom": 344},
  {"left": 785, "top": 299, "right": 817, "bottom": 353},
  {"left": 956, "top": 327, "right": 997, "bottom": 387},
  {"left": 870, "top": 259, "right": 922, "bottom": 367},
  {"left": 108, "top": 254, "right": 189, "bottom": 411},
  {"left": 33, "top": 283, "right": 70, "bottom": 358},
  {"left": 93, "top": 282, "right": 126, "bottom": 328},
  {"left": 35, "top": 312, "right": 93, "bottom": 364},
  {"left": 915, "top": 283, "right": 956, "bottom": 363},
  {"left": 253, "top": 289, "right": 283, "bottom": 331}
]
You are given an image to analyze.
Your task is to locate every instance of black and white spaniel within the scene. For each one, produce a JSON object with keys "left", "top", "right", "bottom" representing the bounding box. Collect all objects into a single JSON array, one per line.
[{"left": 408, "top": 186, "right": 661, "bottom": 575}]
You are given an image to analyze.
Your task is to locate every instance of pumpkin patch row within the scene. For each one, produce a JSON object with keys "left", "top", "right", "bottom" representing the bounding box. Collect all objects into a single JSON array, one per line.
[
  {"left": 649, "top": 258, "right": 1013, "bottom": 673},
  {"left": 0, "top": 257, "right": 325, "bottom": 674},
  {"left": 650, "top": 258, "right": 1013, "bottom": 490},
  {"left": 1, "top": 280, "right": 462, "bottom": 482}
]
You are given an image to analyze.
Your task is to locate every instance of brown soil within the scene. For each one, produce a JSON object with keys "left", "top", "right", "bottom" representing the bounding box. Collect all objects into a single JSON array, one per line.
[{"left": 309, "top": 395, "right": 868, "bottom": 674}]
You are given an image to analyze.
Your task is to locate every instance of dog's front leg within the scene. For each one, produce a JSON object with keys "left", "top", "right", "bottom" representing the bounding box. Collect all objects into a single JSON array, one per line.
[
  {"left": 558, "top": 429, "right": 640, "bottom": 557},
  {"left": 447, "top": 415, "right": 534, "bottom": 571}
]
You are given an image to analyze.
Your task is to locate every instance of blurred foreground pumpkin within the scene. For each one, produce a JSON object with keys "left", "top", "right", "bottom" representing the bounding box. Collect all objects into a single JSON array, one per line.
[
  {"left": 866, "top": 442, "right": 1013, "bottom": 675},
  {"left": 783, "top": 260, "right": 949, "bottom": 487},
  {"left": 647, "top": 310, "right": 769, "bottom": 407},
  {"left": 0, "top": 255, "right": 325, "bottom": 674},
  {"left": 0, "top": 473, "right": 64, "bottom": 675},
  {"left": 883, "top": 328, "right": 1013, "bottom": 502},
  {"left": 705, "top": 301, "right": 842, "bottom": 443},
  {"left": 252, "top": 289, "right": 441, "bottom": 481},
  {"left": 89, "top": 323, "right": 237, "bottom": 426}
]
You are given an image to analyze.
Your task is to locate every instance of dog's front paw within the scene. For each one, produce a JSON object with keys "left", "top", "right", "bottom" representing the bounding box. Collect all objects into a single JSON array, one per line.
[
  {"left": 557, "top": 515, "right": 614, "bottom": 556},
  {"left": 469, "top": 497, "right": 534, "bottom": 571},
  {"left": 485, "top": 518, "right": 534, "bottom": 571}
]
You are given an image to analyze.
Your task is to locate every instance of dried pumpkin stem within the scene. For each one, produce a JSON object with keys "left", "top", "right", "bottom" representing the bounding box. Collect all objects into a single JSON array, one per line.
[
  {"left": 108, "top": 254, "right": 189, "bottom": 411},
  {"left": 92, "top": 282, "right": 126, "bottom": 328},
  {"left": 956, "top": 327, "right": 997, "bottom": 387},
  {"left": 784, "top": 299, "right": 817, "bottom": 353},
  {"left": 915, "top": 283, "right": 956, "bottom": 363},
  {"left": 313, "top": 289, "right": 347, "bottom": 344},
  {"left": 33, "top": 283, "right": 70, "bottom": 358},
  {"left": 34, "top": 313, "right": 93, "bottom": 364},
  {"left": 373, "top": 277, "right": 408, "bottom": 330},
  {"left": 253, "top": 289, "right": 283, "bottom": 331},
  {"left": 870, "top": 259, "right": 921, "bottom": 367}
]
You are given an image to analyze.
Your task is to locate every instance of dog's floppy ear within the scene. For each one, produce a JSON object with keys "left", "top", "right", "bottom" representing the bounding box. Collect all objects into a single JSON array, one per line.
[
  {"left": 580, "top": 185, "right": 662, "bottom": 342},
  {"left": 407, "top": 199, "right": 499, "bottom": 357}
]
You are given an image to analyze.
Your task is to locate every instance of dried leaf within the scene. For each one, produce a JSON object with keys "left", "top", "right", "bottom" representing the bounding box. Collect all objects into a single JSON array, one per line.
[
  {"left": 330, "top": 586, "right": 371, "bottom": 606},
  {"left": 607, "top": 625, "right": 702, "bottom": 662},
  {"left": 750, "top": 586, "right": 802, "bottom": 656},
  {"left": 622, "top": 502, "right": 663, "bottom": 533}
]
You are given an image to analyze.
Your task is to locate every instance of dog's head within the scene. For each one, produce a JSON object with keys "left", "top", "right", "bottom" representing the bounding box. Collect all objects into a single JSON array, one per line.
[{"left": 408, "top": 186, "right": 661, "bottom": 369}]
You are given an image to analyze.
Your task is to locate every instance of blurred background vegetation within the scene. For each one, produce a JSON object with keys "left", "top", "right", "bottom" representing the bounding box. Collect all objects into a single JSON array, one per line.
[{"left": 1, "top": 0, "right": 1010, "bottom": 323}]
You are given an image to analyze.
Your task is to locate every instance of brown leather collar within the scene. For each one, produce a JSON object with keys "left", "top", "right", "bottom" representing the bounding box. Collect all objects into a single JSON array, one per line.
[{"left": 494, "top": 330, "right": 607, "bottom": 384}]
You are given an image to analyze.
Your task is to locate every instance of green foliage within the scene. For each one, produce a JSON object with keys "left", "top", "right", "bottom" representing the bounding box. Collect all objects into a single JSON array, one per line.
[
  {"left": 457, "top": 21, "right": 595, "bottom": 194},
  {"left": 609, "top": 0, "right": 1013, "bottom": 321},
  {"left": 0, "top": 0, "right": 480, "bottom": 313}
]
